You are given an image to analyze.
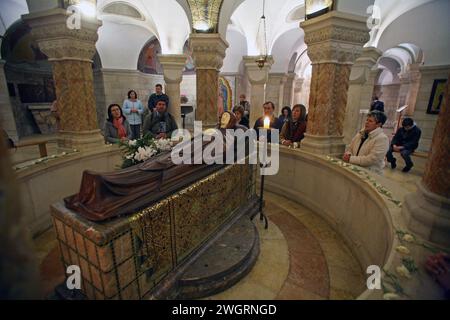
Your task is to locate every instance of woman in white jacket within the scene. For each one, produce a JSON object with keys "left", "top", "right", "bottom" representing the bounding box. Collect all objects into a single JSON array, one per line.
[{"left": 343, "top": 111, "right": 389, "bottom": 175}]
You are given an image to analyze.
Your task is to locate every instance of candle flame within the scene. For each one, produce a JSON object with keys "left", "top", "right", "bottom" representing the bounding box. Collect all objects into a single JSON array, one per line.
[{"left": 264, "top": 117, "right": 270, "bottom": 129}]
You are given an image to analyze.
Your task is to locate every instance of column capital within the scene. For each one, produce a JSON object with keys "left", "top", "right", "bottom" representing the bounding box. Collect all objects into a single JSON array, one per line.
[
  {"left": 23, "top": 8, "right": 101, "bottom": 62},
  {"left": 189, "top": 33, "right": 229, "bottom": 70},
  {"left": 286, "top": 72, "right": 296, "bottom": 81},
  {"left": 243, "top": 56, "right": 274, "bottom": 85},
  {"left": 301, "top": 11, "right": 370, "bottom": 65},
  {"left": 158, "top": 54, "right": 187, "bottom": 84},
  {"left": 349, "top": 47, "right": 383, "bottom": 84},
  {"left": 269, "top": 72, "right": 288, "bottom": 85}
]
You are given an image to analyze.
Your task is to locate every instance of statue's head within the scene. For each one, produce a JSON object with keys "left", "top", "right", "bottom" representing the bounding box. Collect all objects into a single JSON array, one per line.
[{"left": 219, "top": 111, "right": 237, "bottom": 129}]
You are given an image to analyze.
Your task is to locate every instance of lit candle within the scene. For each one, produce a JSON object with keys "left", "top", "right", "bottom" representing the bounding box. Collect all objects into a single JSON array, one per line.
[{"left": 264, "top": 117, "right": 270, "bottom": 129}]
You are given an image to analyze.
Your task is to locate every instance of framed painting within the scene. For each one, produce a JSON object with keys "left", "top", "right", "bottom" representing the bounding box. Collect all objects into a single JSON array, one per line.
[{"left": 427, "top": 79, "right": 447, "bottom": 114}]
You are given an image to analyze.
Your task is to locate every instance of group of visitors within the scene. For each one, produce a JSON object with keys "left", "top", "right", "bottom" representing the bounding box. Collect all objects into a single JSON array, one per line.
[
  {"left": 104, "top": 84, "right": 177, "bottom": 143},
  {"left": 105, "top": 87, "right": 422, "bottom": 175},
  {"left": 231, "top": 99, "right": 308, "bottom": 147},
  {"left": 343, "top": 95, "right": 422, "bottom": 174}
]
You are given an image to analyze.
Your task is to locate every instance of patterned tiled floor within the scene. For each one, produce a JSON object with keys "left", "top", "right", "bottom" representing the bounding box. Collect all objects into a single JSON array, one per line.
[{"left": 207, "top": 192, "right": 367, "bottom": 300}]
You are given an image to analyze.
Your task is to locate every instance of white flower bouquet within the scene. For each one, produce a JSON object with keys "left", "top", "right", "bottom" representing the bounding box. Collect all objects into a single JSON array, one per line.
[{"left": 119, "top": 135, "right": 173, "bottom": 169}]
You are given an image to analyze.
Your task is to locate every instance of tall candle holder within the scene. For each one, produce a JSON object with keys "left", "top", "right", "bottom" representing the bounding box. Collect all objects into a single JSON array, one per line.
[{"left": 251, "top": 117, "right": 270, "bottom": 229}]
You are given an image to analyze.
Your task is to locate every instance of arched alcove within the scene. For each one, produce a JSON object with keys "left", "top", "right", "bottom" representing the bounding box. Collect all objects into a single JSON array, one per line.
[
  {"left": 2, "top": 19, "right": 104, "bottom": 137},
  {"left": 137, "top": 38, "right": 195, "bottom": 75},
  {"left": 374, "top": 43, "right": 425, "bottom": 130}
]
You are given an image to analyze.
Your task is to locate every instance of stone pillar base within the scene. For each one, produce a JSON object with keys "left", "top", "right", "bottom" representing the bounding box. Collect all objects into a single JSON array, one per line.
[
  {"left": 57, "top": 130, "right": 105, "bottom": 152},
  {"left": 300, "top": 134, "right": 345, "bottom": 156},
  {"left": 403, "top": 181, "right": 450, "bottom": 247}
]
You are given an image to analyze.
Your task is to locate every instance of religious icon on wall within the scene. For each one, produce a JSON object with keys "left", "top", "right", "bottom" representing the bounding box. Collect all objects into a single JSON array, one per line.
[
  {"left": 138, "top": 39, "right": 196, "bottom": 75},
  {"left": 427, "top": 79, "right": 447, "bottom": 114},
  {"left": 137, "top": 38, "right": 163, "bottom": 74},
  {"left": 183, "top": 41, "right": 196, "bottom": 74},
  {"left": 219, "top": 76, "right": 233, "bottom": 112}
]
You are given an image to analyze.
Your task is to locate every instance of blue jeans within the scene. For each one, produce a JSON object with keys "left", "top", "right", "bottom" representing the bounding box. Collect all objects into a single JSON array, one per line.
[{"left": 386, "top": 146, "right": 414, "bottom": 168}]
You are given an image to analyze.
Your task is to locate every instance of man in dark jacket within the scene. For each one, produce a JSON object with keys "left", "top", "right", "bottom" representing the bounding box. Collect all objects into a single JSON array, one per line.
[
  {"left": 370, "top": 96, "right": 385, "bottom": 112},
  {"left": 386, "top": 118, "right": 422, "bottom": 172},
  {"left": 143, "top": 98, "right": 178, "bottom": 139},
  {"left": 148, "top": 84, "right": 170, "bottom": 113}
]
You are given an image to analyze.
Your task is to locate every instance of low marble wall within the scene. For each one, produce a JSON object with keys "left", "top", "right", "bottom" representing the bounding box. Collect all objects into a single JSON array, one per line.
[
  {"left": 265, "top": 147, "right": 446, "bottom": 299},
  {"left": 16, "top": 146, "right": 123, "bottom": 237},
  {"left": 267, "top": 148, "right": 394, "bottom": 265},
  {"left": 265, "top": 147, "right": 401, "bottom": 299}
]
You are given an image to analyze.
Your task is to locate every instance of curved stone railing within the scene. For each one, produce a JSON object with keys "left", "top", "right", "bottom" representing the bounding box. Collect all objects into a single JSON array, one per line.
[
  {"left": 265, "top": 147, "right": 403, "bottom": 299},
  {"left": 15, "top": 146, "right": 122, "bottom": 237}
]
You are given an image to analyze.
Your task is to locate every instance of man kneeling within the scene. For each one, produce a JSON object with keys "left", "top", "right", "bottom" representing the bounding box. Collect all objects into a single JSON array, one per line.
[{"left": 386, "top": 118, "right": 422, "bottom": 173}]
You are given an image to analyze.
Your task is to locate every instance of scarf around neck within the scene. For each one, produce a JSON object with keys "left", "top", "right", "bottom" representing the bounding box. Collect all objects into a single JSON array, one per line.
[{"left": 113, "top": 117, "right": 127, "bottom": 139}]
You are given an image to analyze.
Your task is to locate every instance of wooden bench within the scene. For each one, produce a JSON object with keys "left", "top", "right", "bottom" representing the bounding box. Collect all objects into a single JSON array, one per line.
[{"left": 15, "top": 135, "right": 57, "bottom": 158}]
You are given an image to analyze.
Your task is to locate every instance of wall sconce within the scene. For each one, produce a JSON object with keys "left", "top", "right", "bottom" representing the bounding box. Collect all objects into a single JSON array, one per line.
[{"left": 305, "top": 0, "right": 335, "bottom": 20}]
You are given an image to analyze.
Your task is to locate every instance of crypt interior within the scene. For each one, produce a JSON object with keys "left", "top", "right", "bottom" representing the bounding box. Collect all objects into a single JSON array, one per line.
[{"left": 0, "top": 0, "right": 449, "bottom": 300}]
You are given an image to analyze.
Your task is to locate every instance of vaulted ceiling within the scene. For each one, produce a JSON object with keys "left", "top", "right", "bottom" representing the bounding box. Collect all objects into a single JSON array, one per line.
[{"left": 1, "top": 0, "right": 447, "bottom": 72}]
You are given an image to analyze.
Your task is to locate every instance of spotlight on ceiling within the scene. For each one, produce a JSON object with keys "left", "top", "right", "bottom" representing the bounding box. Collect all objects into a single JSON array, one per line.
[
  {"left": 305, "top": 0, "right": 334, "bottom": 20},
  {"left": 193, "top": 20, "right": 211, "bottom": 33},
  {"left": 78, "top": 0, "right": 97, "bottom": 19}
]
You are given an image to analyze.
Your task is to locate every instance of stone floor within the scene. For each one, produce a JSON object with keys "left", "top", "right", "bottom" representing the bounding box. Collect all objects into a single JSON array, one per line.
[
  {"left": 206, "top": 193, "right": 367, "bottom": 300},
  {"left": 34, "top": 192, "right": 370, "bottom": 300}
]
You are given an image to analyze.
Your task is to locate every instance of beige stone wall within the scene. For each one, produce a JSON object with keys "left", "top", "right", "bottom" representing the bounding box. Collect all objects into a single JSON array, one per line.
[{"left": 413, "top": 65, "right": 450, "bottom": 152}]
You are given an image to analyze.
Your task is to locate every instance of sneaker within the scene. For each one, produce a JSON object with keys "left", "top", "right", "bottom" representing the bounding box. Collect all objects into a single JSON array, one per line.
[
  {"left": 402, "top": 166, "right": 412, "bottom": 173},
  {"left": 391, "top": 160, "right": 397, "bottom": 169}
]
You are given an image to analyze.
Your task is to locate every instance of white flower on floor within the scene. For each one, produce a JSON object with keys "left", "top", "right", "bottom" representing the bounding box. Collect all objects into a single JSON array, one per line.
[
  {"left": 403, "top": 234, "right": 415, "bottom": 243},
  {"left": 383, "top": 293, "right": 400, "bottom": 300},
  {"left": 128, "top": 140, "right": 137, "bottom": 146},
  {"left": 396, "top": 246, "right": 410, "bottom": 255},
  {"left": 396, "top": 264, "right": 412, "bottom": 279}
]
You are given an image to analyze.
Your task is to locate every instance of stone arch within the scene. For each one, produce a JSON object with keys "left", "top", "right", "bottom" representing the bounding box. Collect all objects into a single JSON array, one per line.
[{"left": 374, "top": 43, "right": 424, "bottom": 129}]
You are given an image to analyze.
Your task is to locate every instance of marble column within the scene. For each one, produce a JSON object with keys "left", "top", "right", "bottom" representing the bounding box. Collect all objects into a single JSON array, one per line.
[
  {"left": 0, "top": 60, "right": 19, "bottom": 142},
  {"left": 293, "top": 77, "right": 304, "bottom": 105},
  {"left": 283, "top": 72, "right": 296, "bottom": 107},
  {"left": 158, "top": 54, "right": 187, "bottom": 129},
  {"left": 343, "top": 47, "right": 382, "bottom": 145},
  {"left": 243, "top": 56, "right": 274, "bottom": 128},
  {"left": 23, "top": 8, "right": 104, "bottom": 151},
  {"left": 300, "top": 11, "right": 370, "bottom": 155},
  {"left": 397, "top": 64, "right": 422, "bottom": 117},
  {"left": 266, "top": 73, "right": 287, "bottom": 115},
  {"left": 189, "top": 33, "right": 228, "bottom": 128},
  {"left": 403, "top": 75, "right": 450, "bottom": 246}
]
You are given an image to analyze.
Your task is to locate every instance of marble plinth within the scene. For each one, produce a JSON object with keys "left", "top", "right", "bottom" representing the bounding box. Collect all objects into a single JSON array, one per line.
[{"left": 51, "top": 164, "right": 257, "bottom": 300}]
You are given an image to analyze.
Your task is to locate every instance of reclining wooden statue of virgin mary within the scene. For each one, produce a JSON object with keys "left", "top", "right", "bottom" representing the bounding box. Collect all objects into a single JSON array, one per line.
[
  {"left": 52, "top": 112, "right": 258, "bottom": 300},
  {"left": 64, "top": 112, "right": 250, "bottom": 222}
]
